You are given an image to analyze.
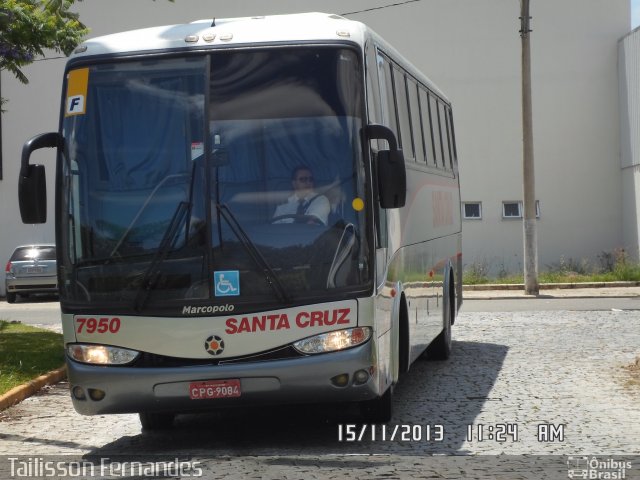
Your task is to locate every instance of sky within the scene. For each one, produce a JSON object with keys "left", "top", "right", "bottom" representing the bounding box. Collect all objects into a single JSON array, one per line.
[{"left": 634, "top": 0, "right": 640, "bottom": 28}]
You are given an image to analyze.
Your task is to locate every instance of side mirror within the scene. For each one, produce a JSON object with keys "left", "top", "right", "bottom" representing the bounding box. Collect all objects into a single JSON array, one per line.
[
  {"left": 19, "top": 165, "right": 47, "bottom": 223},
  {"left": 364, "top": 124, "right": 407, "bottom": 209},
  {"left": 18, "top": 132, "right": 63, "bottom": 224},
  {"left": 377, "top": 150, "right": 406, "bottom": 209}
]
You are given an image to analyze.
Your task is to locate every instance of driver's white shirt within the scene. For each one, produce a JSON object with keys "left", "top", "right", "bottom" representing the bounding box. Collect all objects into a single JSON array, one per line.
[{"left": 273, "top": 192, "right": 330, "bottom": 225}]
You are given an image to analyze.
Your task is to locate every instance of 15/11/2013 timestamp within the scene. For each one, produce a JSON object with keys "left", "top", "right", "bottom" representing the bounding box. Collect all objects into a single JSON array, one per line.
[{"left": 338, "top": 424, "right": 445, "bottom": 442}]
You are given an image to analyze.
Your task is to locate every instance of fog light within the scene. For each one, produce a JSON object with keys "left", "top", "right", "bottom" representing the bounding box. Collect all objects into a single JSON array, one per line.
[
  {"left": 331, "top": 373, "right": 349, "bottom": 387},
  {"left": 88, "top": 388, "right": 106, "bottom": 401},
  {"left": 353, "top": 369, "right": 370, "bottom": 385},
  {"left": 72, "top": 386, "right": 86, "bottom": 400}
]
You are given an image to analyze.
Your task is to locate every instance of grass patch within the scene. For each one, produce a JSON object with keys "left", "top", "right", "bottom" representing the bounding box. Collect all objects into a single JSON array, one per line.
[
  {"left": 463, "top": 249, "right": 640, "bottom": 285},
  {"left": 0, "top": 320, "right": 64, "bottom": 396}
]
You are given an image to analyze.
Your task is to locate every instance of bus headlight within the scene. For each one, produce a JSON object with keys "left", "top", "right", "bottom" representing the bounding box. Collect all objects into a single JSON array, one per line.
[
  {"left": 67, "top": 344, "right": 140, "bottom": 365},
  {"left": 293, "top": 327, "right": 372, "bottom": 354}
]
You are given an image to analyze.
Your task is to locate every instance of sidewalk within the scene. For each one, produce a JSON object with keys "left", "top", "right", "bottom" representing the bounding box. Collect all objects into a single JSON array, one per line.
[{"left": 463, "top": 282, "right": 640, "bottom": 299}]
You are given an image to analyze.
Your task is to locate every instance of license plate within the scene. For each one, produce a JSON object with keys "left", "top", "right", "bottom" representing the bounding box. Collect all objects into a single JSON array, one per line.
[
  {"left": 26, "top": 267, "right": 44, "bottom": 274},
  {"left": 189, "top": 379, "right": 241, "bottom": 400}
]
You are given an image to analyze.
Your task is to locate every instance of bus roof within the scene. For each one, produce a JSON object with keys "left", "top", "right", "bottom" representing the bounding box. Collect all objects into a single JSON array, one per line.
[
  {"left": 71, "top": 12, "right": 368, "bottom": 59},
  {"left": 69, "top": 11, "right": 448, "bottom": 102}
]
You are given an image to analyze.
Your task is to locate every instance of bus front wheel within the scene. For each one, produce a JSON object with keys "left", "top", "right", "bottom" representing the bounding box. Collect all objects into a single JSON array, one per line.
[
  {"left": 359, "top": 387, "right": 393, "bottom": 423},
  {"left": 139, "top": 412, "right": 175, "bottom": 431}
]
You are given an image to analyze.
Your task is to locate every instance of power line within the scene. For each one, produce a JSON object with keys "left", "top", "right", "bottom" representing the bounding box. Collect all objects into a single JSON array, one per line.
[{"left": 340, "top": 0, "right": 424, "bottom": 17}]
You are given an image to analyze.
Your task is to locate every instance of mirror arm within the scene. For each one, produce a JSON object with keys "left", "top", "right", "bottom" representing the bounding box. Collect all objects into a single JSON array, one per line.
[
  {"left": 364, "top": 124, "right": 398, "bottom": 151},
  {"left": 20, "top": 133, "right": 64, "bottom": 178}
]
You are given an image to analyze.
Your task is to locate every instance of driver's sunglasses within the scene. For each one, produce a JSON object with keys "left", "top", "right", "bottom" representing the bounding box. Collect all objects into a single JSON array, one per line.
[{"left": 296, "top": 176, "right": 314, "bottom": 183}]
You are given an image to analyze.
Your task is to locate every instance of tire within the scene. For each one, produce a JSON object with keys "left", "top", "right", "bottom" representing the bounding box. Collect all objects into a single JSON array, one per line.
[
  {"left": 6, "top": 292, "right": 17, "bottom": 304},
  {"left": 359, "top": 387, "right": 393, "bottom": 423},
  {"left": 139, "top": 412, "right": 175, "bottom": 431},
  {"left": 425, "top": 280, "right": 453, "bottom": 361}
]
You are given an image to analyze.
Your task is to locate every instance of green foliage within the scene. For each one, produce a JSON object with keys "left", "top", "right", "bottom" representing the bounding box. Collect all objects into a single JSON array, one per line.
[
  {"left": 0, "top": 1, "right": 88, "bottom": 82},
  {"left": 0, "top": 320, "right": 64, "bottom": 395},
  {"left": 0, "top": 0, "right": 174, "bottom": 109}
]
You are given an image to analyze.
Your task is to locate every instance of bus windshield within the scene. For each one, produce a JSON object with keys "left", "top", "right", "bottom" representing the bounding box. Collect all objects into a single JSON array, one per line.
[{"left": 60, "top": 47, "right": 371, "bottom": 311}]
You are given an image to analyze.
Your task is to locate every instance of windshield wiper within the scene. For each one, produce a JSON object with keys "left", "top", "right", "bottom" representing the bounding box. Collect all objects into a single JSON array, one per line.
[
  {"left": 217, "top": 203, "right": 290, "bottom": 304},
  {"left": 133, "top": 201, "right": 190, "bottom": 312}
]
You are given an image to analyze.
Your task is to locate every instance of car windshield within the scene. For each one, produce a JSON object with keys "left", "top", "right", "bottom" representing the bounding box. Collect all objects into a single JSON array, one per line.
[{"left": 60, "top": 47, "right": 371, "bottom": 312}]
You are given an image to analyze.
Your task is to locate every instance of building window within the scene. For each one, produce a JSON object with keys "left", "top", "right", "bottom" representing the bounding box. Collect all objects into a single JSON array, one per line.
[
  {"left": 502, "top": 202, "right": 522, "bottom": 218},
  {"left": 463, "top": 202, "right": 482, "bottom": 220},
  {"left": 502, "top": 201, "right": 540, "bottom": 219}
]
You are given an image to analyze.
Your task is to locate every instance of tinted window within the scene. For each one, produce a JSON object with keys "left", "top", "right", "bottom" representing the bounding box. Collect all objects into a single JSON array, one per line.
[
  {"left": 407, "top": 79, "right": 425, "bottom": 164},
  {"left": 439, "top": 103, "right": 452, "bottom": 170},
  {"left": 392, "top": 67, "right": 413, "bottom": 160},
  {"left": 429, "top": 95, "right": 444, "bottom": 168},
  {"left": 377, "top": 53, "right": 398, "bottom": 143},
  {"left": 419, "top": 88, "right": 435, "bottom": 166}
]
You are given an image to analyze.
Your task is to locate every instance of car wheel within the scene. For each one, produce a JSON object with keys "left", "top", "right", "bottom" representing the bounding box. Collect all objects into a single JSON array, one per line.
[
  {"left": 139, "top": 412, "right": 175, "bottom": 431},
  {"left": 6, "top": 292, "right": 17, "bottom": 304}
]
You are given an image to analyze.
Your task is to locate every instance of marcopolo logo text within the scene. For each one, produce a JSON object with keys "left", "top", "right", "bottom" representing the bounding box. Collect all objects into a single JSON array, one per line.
[{"left": 182, "top": 304, "right": 234, "bottom": 315}]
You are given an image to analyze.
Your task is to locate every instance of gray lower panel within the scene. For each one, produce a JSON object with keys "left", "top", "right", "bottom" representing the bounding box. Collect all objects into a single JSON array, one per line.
[{"left": 67, "top": 340, "right": 379, "bottom": 415}]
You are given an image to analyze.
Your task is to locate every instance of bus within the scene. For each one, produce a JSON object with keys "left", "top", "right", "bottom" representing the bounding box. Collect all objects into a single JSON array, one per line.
[{"left": 18, "top": 12, "right": 462, "bottom": 429}]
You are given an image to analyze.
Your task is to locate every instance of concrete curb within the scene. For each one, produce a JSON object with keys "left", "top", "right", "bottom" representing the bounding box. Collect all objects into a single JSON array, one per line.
[
  {"left": 0, "top": 366, "right": 66, "bottom": 412},
  {"left": 463, "top": 281, "right": 640, "bottom": 291}
]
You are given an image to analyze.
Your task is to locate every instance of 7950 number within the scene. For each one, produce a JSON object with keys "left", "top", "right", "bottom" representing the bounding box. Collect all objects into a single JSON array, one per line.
[{"left": 76, "top": 317, "right": 121, "bottom": 334}]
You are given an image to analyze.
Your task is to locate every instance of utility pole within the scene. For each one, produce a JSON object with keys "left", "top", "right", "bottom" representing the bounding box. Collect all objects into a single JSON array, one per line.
[{"left": 520, "top": 0, "right": 539, "bottom": 295}]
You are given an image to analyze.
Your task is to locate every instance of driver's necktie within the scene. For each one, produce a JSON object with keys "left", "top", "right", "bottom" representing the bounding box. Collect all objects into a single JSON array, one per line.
[{"left": 295, "top": 198, "right": 307, "bottom": 222}]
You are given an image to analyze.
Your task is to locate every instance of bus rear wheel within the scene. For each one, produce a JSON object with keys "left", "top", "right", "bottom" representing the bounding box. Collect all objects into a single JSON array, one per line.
[
  {"left": 359, "top": 387, "right": 393, "bottom": 423},
  {"left": 139, "top": 412, "right": 175, "bottom": 431},
  {"left": 425, "top": 294, "right": 452, "bottom": 360}
]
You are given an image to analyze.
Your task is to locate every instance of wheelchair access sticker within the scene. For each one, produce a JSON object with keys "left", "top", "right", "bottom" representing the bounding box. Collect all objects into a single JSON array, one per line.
[{"left": 214, "top": 271, "right": 240, "bottom": 297}]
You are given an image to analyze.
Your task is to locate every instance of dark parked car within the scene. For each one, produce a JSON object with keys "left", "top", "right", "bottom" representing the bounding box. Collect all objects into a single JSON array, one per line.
[{"left": 5, "top": 245, "right": 58, "bottom": 303}]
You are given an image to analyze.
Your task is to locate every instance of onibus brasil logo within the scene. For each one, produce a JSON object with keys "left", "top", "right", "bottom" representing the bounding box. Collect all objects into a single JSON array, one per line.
[{"left": 567, "top": 456, "right": 633, "bottom": 479}]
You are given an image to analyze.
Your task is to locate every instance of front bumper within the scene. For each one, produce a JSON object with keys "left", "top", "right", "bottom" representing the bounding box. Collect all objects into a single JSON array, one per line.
[{"left": 67, "top": 340, "right": 379, "bottom": 415}]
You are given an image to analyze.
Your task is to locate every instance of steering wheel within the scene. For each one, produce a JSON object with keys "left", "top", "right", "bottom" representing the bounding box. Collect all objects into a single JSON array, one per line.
[{"left": 271, "top": 214, "right": 324, "bottom": 225}]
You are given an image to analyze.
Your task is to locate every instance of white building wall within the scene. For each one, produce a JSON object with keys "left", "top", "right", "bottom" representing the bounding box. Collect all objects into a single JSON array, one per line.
[
  {"left": 619, "top": 27, "right": 640, "bottom": 261},
  {"left": 0, "top": 0, "right": 631, "bottom": 294}
]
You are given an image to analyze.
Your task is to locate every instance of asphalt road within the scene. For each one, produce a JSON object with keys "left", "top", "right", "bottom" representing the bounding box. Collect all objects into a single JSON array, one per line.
[{"left": 1, "top": 296, "right": 639, "bottom": 479}]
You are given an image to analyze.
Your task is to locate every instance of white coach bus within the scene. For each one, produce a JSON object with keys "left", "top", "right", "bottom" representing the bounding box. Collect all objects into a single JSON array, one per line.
[{"left": 18, "top": 12, "right": 462, "bottom": 429}]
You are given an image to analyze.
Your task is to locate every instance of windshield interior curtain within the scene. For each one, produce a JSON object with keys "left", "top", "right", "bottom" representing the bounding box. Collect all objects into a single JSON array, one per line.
[{"left": 95, "top": 78, "right": 189, "bottom": 191}]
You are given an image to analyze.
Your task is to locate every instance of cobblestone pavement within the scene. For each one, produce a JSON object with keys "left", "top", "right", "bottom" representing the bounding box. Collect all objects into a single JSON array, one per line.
[{"left": 1, "top": 309, "right": 639, "bottom": 479}]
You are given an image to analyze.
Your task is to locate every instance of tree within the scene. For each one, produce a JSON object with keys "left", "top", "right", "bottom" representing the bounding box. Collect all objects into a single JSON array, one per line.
[{"left": 0, "top": 0, "right": 89, "bottom": 108}]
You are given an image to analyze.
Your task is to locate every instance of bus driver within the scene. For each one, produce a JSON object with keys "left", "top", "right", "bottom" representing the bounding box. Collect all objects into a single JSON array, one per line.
[{"left": 272, "top": 166, "right": 330, "bottom": 225}]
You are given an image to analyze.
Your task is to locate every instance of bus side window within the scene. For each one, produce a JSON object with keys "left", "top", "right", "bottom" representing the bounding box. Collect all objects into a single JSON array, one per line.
[
  {"left": 377, "top": 52, "right": 399, "bottom": 147},
  {"left": 407, "top": 78, "right": 425, "bottom": 165},
  {"left": 392, "top": 66, "right": 413, "bottom": 161},
  {"left": 439, "top": 102, "right": 452, "bottom": 171},
  {"left": 447, "top": 106, "right": 458, "bottom": 171},
  {"left": 365, "top": 43, "right": 382, "bottom": 125},
  {"left": 429, "top": 94, "right": 444, "bottom": 168},
  {"left": 419, "top": 88, "right": 435, "bottom": 167}
]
